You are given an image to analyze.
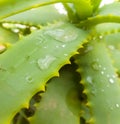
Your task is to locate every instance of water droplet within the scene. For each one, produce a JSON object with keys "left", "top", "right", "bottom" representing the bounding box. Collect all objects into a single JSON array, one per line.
[
  {"left": 99, "top": 35, "right": 103, "bottom": 39},
  {"left": 101, "top": 89, "right": 105, "bottom": 92},
  {"left": 55, "top": 45, "right": 59, "bottom": 48},
  {"left": 110, "top": 107, "right": 114, "bottom": 110},
  {"left": 91, "top": 61, "right": 99, "bottom": 71},
  {"left": 64, "top": 53, "right": 68, "bottom": 56},
  {"left": 36, "top": 35, "right": 45, "bottom": 45},
  {"left": 84, "top": 45, "right": 93, "bottom": 53},
  {"left": 103, "top": 67, "right": 106, "bottom": 70},
  {"left": 30, "top": 60, "right": 35, "bottom": 64},
  {"left": 26, "top": 75, "right": 33, "bottom": 83},
  {"left": 44, "top": 46, "right": 47, "bottom": 49},
  {"left": 108, "top": 45, "right": 115, "bottom": 50},
  {"left": 61, "top": 44, "right": 66, "bottom": 48},
  {"left": 112, "top": 75, "right": 116, "bottom": 78},
  {"left": 37, "top": 55, "right": 56, "bottom": 70},
  {"left": 0, "top": 44, "right": 6, "bottom": 54},
  {"left": 45, "top": 28, "right": 78, "bottom": 42},
  {"left": 107, "top": 74, "right": 110, "bottom": 78},
  {"left": 86, "top": 76, "right": 93, "bottom": 84},
  {"left": 109, "top": 78, "right": 114, "bottom": 84},
  {"left": 101, "top": 71, "right": 104, "bottom": 75},
  {"left": 116, "top": 104, "right": 119, "bottom": 108}
]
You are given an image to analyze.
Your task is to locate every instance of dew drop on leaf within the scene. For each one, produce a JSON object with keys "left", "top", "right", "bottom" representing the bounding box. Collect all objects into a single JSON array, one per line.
[
  {"left": 26, "top": 75, "right": 33, "bottom": 83},
  {"left": 45, "top": 29, "right": 78, "bottom": 42},
  {"left": 109, "top": 78, "right": 114, "bottom": 84},
  {"left": 99, "top": 35, "right": 103, "bottom": 40},
  {"left": 101, "top": 71, "right": 104, "bottom": 75},
  {"left": 86, "top": 76, "right": 93, "bottom": 84},
  {"left": 61, "top": 44, "right": 66, "bottom": 48},
  {"left": 83, "top": 45, "right": 93, "bottom": 53},
  {"left": 64, "top": 53, "right": 68, "bottom": 56},
  {"left": 37, "top": 55, "right": 56, "bottom": 70},
  {"left": 108, "top": 45, "right": 115, "bottom": 50},
  {"left": 91, "top": 61, "right": 100, "bottom": 71},
  {"left": 116, "top": 104, "right": 120, "bottom": 108}
]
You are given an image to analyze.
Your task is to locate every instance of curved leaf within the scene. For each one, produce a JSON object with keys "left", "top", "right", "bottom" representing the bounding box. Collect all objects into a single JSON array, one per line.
[
  {"left": 0, "top": 0, "right": 72, "bottom": 19},
  {"left": 73, "top": 0, "right": 93, "bottom": 20},
  {"left": 0, "top": 22, "right": 88, "bottom": 124},
  {"left": 30, "top": 65, "right": 81, "bottom": 124},
  {"left": 95, "top": 2, "right": 120, "bottom": 16},
  {"left": 91, "top": 0, "right": 102, "bottom": 12},
  {"left": 75, "top": 39, "right": 120, "bottom": 124},
  {"left": 0, "top": 26, "right": 18, "bottom": 44},
  {"left": 2, "top": 4, "right": 68, "bottom": 26},
  {"left": 78, "top": 2, "right": 120, "bottom": 28}
]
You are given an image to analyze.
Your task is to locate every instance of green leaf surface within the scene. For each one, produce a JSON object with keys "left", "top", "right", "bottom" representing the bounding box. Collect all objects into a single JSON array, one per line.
[
  {"left": 73, "top": 0, "right": 93, "bottom": 20},
  {"left": 78, "top": 2, "right": 120, "bottom": 28},
  {"left": 0, "top": 0, "right": 72, "bottom": 19},
  {"left": 75, "top": 39, "right": 120, "bottom": 124},
  {"left": 30, "top": 64, "right": 81, "bottom": 124},
  {"left": 91, "top": 0, "right": 102, "bottom": 12},
  {"left": 0, "top": 22, "right": 88, "bottom": 124},
  {"left": 104, "top": 33, "right": 120, "bottom": 74},
  {"left": 2, "top": 4, "right": 68, "bottom": 26},
  {"left": 0, "top": 26, "right": 18, "bottom": 44},
  {"left": 95, "top": 2, "right": 120, "bottom": 16}
]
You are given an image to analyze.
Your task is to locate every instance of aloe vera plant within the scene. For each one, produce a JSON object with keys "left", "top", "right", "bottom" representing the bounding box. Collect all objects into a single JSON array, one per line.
[{"left": 0, "top": 0, "right": 120, "bottom": 124}]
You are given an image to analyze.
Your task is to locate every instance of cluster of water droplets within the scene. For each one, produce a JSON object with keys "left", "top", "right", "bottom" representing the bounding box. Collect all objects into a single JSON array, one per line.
[
  {"left": 106, "top": 100, "right": 120, "bottom": 111},
  {"left": 91, "top": 58, "right": 116, "bottom": 85},
  {"left": 25, "top": 74, "right": 34, "bottom": 84},
  {"left": 37, "top": 55, "right": 56, "bottom": 70},
  {"left": 45, "top": 28, "right": 78, "bottom": 43}
]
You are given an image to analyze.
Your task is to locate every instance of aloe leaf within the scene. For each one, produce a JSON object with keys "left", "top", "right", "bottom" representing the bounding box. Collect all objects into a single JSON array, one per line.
[
  {"left": 0, "top": 26, "right": 18, "bottom": 44},
  {"left": 75, "top": 39, "right": 120, "bottom": 124},
  {"left": 2, "top": 4, "right": 68, "bottom": 26},
  {"left": 104, "top": 33, "right": 120, "bottom": 74},
  {"left": 93, "top": 23, "right": 120, "bottom": 35},
  {"left": 29, "top": 64, "right": 81, "bottom": 124},
  {"left": 73, "top": 0, "right": 93, "bottom": 20},
  {"left": 92, "top": 23, "right": 120, "bottom": 74},
  {"left": 0, "top": 0, "right": 72, "bottom": 19},
  {"left": 95, "top": 2, "right": 120, "bottom": 16},
  {"left": 78, "top": 2, "right": 120, "bottom": 28},
  {"left": 0, "top": 26, "right": 19, "bottom": 54},
  {"left": 62, "top": 3, "right": 79, "bottom": 23},
  {"left": 0, "top": 22, "right": 88, "bottom": 124},
  {"left": 91, "top": 0, "right": 102, "bottom": 11}
]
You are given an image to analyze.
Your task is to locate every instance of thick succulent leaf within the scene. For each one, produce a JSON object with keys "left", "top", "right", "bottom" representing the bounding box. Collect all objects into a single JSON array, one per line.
[
  {"left": 30, "top": 64, "right": 81, "bottom": 124},
  {"left": 0, "top": 0, "right": 72, "bottom": 19},
  {"left": 75, "top": 39, "right": 120, "bottom": 124},
  {"left": 78, "top": 2, "right": 120, "bottom": 28},
  {"left": 104, "top": 33, "right": 120, "bottom": 74},
  {"left": 91, "top": 0, "right": 102, "bottom": 12},
  {"left": 92, "top": 23, "right": 120, "bottom": 74},
  {"left": 0, "top": 22, "right": 88, "bottom": 124},
  {"left": 93, "top": 23, "right": 120, "bottom": 35},
  {"left": 95, "top": 2, "right": 120, "bottom": 16},
  {"left": 0, "top": 26, "right": 19, "bottom": 54},
  {"left": 0, "top": 26, "right": 18, "bottom": 44},
  {"left": 62, "top": 3, "right": 79, "bottom": 23},
  {"left": 73, "top": 0, "right": 93, "bottom": 20},
  {"left": 2, "top": 4, "right": 68, "bottom": 26}
]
